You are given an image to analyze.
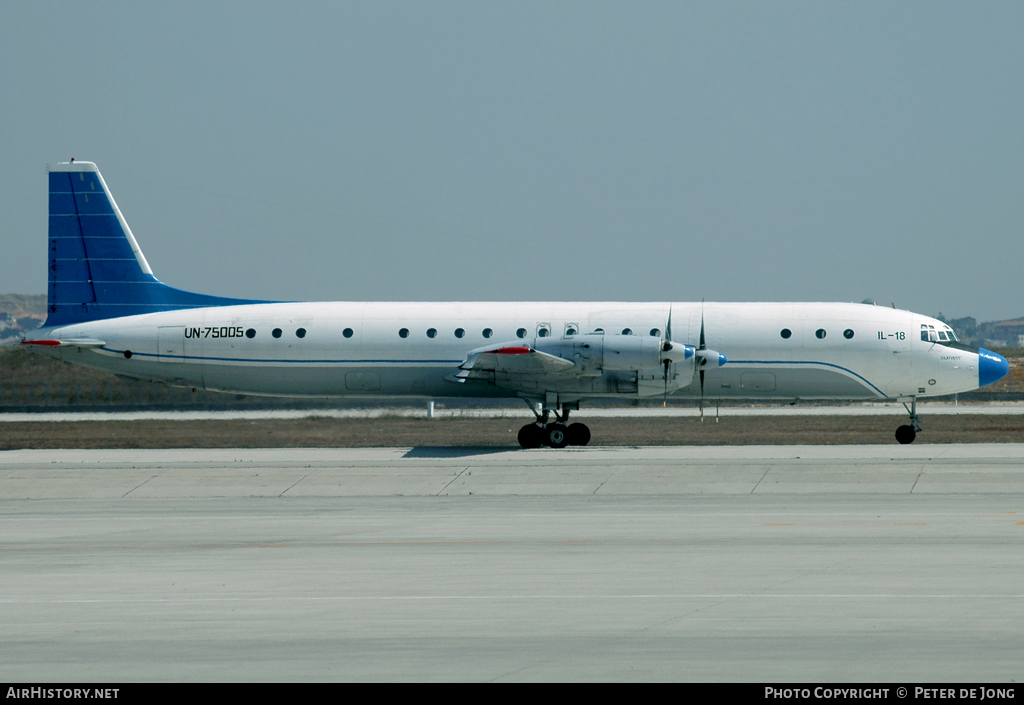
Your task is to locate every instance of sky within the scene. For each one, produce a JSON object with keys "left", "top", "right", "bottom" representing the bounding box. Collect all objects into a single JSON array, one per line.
[{"left": 1, "top": 2, "right": 1022, "bottom": 321}]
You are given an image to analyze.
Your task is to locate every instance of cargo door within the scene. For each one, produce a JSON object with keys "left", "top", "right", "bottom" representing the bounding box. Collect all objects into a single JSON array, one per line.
[{"left": 157, "top": 326, "right": 184, "bottom": 362}]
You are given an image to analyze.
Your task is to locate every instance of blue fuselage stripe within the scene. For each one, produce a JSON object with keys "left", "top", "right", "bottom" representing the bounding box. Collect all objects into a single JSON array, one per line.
[
  {"left": 731, "top": 359, "right": 886, "bottom": 397},
  {"left": 101, "top": 348, "right": 888, "bottom": 393},
  {"left": 103, "top": 348, "right": 461, "bottom": 364}
]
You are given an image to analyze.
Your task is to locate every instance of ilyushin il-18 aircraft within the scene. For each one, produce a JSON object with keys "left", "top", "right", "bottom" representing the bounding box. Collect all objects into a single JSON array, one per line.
[{"left": 22, "top": 161, "right": 1009, "bottom": 447}]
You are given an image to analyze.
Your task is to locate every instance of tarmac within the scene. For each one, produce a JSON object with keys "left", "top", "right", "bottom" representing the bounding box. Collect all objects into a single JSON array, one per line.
[
  {"left": 2, "top": 400, "right": 1024, "bottom": 422},
  {"left": 2, "top": 445, "right": 1023, "bottom": 681}
]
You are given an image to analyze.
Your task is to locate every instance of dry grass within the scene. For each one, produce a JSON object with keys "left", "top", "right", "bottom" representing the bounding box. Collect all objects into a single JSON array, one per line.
[{"left": 2, "top": 414, "right": 1023, "bottom": 449}]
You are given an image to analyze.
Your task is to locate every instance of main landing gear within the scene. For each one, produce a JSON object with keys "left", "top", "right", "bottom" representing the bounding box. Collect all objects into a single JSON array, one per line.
[
  {"left": 517, "top": 400, "right": 591, "bottom": 449},
  {"left": 895, "top": 397, "right": 922, "bottom": 445}
]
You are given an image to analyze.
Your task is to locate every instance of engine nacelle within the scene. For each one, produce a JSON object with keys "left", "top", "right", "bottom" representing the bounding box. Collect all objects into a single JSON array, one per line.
[{"left": 533, "top": 333, "right": 696, "bottom": 375}]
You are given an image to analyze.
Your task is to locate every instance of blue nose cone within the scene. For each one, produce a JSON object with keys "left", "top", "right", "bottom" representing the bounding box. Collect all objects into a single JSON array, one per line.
[{"left": 978, "top": 348, "right": 1010, "bottom": 388}]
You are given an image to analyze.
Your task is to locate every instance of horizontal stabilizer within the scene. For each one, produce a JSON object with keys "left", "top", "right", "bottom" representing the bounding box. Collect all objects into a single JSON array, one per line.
[{"left": 21, "top": 338, "right": 106, "bottom": 348}]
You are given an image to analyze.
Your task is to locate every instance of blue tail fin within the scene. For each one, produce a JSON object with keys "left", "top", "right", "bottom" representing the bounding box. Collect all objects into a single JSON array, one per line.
[{"left": 46, "top": 161, "right": 269, "bottom": 327}]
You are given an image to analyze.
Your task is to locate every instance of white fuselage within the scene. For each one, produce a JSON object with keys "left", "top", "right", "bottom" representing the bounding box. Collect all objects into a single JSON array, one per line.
[{"left": 32, "top": 301, "right": 981, "bottom": 403}]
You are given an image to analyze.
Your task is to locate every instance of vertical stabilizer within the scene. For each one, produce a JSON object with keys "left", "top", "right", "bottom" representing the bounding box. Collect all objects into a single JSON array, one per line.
[{"left": 46, "top": 161, "right": 268, "bottom": 327}]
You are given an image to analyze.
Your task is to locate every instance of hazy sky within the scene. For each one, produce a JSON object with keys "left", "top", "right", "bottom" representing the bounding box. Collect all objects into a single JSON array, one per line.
[{"left": 2, "top": 2, "right": 1021, "bottom": 321}]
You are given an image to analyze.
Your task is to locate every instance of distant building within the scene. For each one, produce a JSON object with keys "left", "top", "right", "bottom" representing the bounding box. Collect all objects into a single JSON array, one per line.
[
  {"left": 984, "top": 340, "right": 1010, "bottom": 349},
  {"left": 0, "top": 295, "right": 46, "bottom": 345},
  {"left": 991, "top": 320, "right": 1024, "bottom": 347}
]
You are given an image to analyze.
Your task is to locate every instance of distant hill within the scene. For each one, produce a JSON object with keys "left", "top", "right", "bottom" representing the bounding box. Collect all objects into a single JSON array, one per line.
[{"left": 0, "top": 294, "right": 46, "bottom": 345}]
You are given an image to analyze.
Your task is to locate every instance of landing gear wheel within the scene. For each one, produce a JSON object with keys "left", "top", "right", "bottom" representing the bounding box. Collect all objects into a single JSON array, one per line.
[
  {"left": 545, "top": 424, "right": 570, "bottom": 449},
  {"left": 895, "top": 425, "right": 917, "bottom": 445},
  {"left": 567, "top": 422, "right": 591, "bottom": 446},
  {"left": 518, "top": 424, "right": 543, "bottom": 449}
]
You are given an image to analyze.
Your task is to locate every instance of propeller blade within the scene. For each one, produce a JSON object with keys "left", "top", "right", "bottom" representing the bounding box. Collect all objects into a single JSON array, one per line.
[
  {"left": 693, "top": 307, "right": 726, "bottom": 368},
  {"left": 699, "top": 368, "right": 705, "bottom": 422},
  {"left": 663, "top": 307, "right": 671, "bottom": 407},
  {"left": 663, "top": 360, "right": 670, "bottom": 407},
  {"left": 699, "top": 304, "right": 705, "bottom": 421}
]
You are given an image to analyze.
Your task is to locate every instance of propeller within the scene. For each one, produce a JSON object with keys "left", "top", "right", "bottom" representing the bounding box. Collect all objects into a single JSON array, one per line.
[
  {"left": 699, "top": 314, "right": 706, "bottom": 419},
  {"left": 691, "top": 306, "right": 728, "bottom": 421},
  {"left": 658, "top": 305, "right": 696, "bottom": 406},
  {"left": 663, "top": 306, "right": 673, "bottom": 406},
  {"left": 654, "top": 303, "right": 727, "bottom": 411}
]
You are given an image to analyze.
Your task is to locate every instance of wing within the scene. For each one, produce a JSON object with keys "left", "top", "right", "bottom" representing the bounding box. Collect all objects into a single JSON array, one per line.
[{"left": 448, "top": 343, "right": 576, "bottom": 385}]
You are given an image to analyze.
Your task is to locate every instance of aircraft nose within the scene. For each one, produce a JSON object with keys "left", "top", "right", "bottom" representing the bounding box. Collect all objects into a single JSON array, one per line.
[{"left": 978, "top": 348, "right": 1009, "bottom": 388}]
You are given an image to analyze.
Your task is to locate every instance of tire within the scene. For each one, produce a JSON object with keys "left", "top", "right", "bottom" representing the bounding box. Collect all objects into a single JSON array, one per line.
[
  {"left": 567, "top": 422, "right": 591, "bottom": 446},
  {"left": 545, "top": 424, "right": 570, "bottom": 449},
  {"left": 895, "top": 425, "right": 916, "bottom": 445},
  {"left": 518, "top": 424, "right": 543, "bottom": 449}
]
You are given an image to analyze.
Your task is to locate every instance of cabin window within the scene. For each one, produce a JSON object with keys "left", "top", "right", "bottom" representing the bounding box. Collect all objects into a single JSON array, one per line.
[
  {"left": 516, "top": 328, "right": 527, "bottom": 339},
  {"left": 399, "top": 328, "right": 409, "bottom": 338},
  {"left": 537, "top": 325, "right": 550, "bottom": 338},
  {"left": 296, "top": 328, "right": 306, "bottom": 338},
  {"left": 343, "top": 328, "right": 353, "bottom": 338},
  {"left": 455, "top": 328, "right": 465, "bottom": 339},
  {"left": 650, "top": 328, "right": 661, "bottom": 338},
  {"left": 780, "top": 328, "right": 792, "bottom": 339},
  {"left": 272, "top": 328, "right": 282, "bottom": 338},
  {"left": 245, "top": 328, "right": 256, "bottom": 339},
  {"left": 427, "top": 328, "right": 437, "bottom": 339},
  {"left": 844, "top": 329, "right": 854, "bottom": 339},
  {"left": 815, "top": 329, "right": 826, "bottom": 339},
  {"left": 621, "top": 328, "right": 632, "bottom": 336},
  {"left": 564, "top": 324, "right": 578, "bottom": 337},
  {"left": 482, "top": 328, "right": 493, "bottom": 339}
]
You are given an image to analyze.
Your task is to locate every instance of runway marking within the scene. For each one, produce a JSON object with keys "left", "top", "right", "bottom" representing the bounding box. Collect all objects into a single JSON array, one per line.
[
  {"left": 437, "top": 467, "right": 469, "bottom": 495},
  {"left": 0, "top": 511, "right": 1017, "bottom": 521},
  {"left": 750, "top": 466, "right": 772, "bottom": 494},
  {"left": 2, "top": 593, "right": 1023, "bottom": 605},
  {"left": 278, "top": 472, "right": 312, "bottom": 497},
  {"left": 120, "top": 471, "right": 166, "bottom": 499},
  {"left": 763, "top": 522, "right": 929, "bottom": 527},
  {"left": 2, "top": 532, "right": 1012, "bottom": 552},
  {"left": 910, "top": 469, "right": 924, "bottom": 493}
]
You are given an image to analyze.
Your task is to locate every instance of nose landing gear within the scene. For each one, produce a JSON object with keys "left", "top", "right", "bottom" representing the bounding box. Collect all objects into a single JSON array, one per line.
[
  {"left": 895, "top": 398, "right": 922, "bottom": 444},
  {"left": 518, "top": 399, "right": 591, "bottom": 449}
]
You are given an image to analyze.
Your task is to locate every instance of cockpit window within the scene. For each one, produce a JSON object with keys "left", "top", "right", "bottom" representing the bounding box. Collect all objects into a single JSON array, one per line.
[{"left": 931, "top": 324, "right": 971, "bottom": 350}]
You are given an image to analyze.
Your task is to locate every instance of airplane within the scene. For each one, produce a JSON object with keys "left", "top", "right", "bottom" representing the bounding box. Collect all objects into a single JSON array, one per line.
[{"left": 21, "top": 160, "right": 1010, "bottom": 447}]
